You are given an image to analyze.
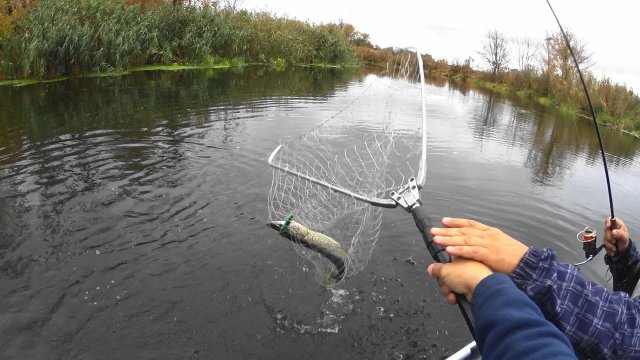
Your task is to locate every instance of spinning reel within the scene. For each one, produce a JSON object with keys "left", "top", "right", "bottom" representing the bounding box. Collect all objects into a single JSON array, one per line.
[{"left": 574, "top": 226, "right": 605, "bottom": 266}]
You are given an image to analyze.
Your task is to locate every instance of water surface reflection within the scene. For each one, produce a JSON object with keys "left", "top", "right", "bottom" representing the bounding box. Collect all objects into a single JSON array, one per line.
[{"left": 0, "top": 69, "right": 638, "bottom": 359}]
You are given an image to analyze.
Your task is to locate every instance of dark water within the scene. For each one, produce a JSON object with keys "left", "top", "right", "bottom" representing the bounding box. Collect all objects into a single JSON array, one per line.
[{"left": 0, "top": 68, "right": 639, "bottom": 359}]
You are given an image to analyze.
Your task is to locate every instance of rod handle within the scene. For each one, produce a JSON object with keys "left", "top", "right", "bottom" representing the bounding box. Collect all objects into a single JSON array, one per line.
[
  {"left": 411, "top": 205, "right": 476, "bottom": 338},
  {"left": 610, "top": 217, "right": 620, "bottom": 256}
]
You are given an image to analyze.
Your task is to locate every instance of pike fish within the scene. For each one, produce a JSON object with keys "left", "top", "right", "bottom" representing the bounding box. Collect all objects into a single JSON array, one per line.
[{"left": 268, "top": 220, "right": 348, "bottom": 282}]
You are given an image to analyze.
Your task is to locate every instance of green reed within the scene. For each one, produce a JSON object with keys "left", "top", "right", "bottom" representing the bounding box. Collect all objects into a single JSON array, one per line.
[{"left": 0, "top": 0, "right": 358, "bottom": 79}]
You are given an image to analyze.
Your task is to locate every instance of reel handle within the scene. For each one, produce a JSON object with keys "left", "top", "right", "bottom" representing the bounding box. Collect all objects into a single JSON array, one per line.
[{"left": 411, "top": 205, "right": 476, "bottom": 338}]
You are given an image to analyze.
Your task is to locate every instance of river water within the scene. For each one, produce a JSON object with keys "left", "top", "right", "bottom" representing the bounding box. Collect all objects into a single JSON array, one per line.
[{"left": 1, "top": 68, "right": 639, "bottom": 359}]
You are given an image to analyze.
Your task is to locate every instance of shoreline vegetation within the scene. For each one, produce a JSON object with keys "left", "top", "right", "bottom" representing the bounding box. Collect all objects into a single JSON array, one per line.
[{"left": 1, "top": 0, "right": 638, "bottom": 137}]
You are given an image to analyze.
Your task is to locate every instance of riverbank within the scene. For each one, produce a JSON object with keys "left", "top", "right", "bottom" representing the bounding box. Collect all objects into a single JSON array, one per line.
[
  {"left": 2, "top": 0, "right": 638, "bottom": 138},
  {"left": 0, "top": 64, "right": 227, "bottom": 87},
  {"left": 0, "top": 62, "right": 349, "bottom": 88},
  {"left": 0, "top": 0, "right": 359, "bottom": 82},
  {"left": 456, "top": 76, "right": 640, "bottom": 138}
]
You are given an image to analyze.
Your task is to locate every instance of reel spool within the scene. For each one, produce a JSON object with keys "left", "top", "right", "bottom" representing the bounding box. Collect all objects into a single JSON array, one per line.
[{"left": 579, "top": 227, "right": 598, "bottom": 259}]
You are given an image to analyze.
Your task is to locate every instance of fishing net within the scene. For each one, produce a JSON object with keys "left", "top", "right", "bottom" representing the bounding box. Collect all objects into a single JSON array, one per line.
[{"left": 268, "top": 49, "right": 427, "bottom": 284}]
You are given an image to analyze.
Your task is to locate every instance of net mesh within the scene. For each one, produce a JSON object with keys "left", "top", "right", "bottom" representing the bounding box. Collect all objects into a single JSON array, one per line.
[{"left": 268, "top": 50, "right": 427, "bottom": 284}]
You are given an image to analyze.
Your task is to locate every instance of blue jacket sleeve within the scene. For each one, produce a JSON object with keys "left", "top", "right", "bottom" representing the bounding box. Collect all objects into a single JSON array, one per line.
[
  {"left": 510, "top": 247, "right": 640, "bottom": 359},
  {"left": 472, "top": 273, "right": 576, "bottom": 360}
]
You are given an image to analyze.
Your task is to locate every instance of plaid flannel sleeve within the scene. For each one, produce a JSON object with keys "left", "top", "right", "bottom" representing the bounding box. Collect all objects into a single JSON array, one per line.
[{"left": 510, "top": 247, "right": 640, "bottom": 360}]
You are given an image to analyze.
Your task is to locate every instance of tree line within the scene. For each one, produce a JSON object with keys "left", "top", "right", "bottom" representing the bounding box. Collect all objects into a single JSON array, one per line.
[
  {"left": 1, "top": 1, "right": 638, "bottom": 136},
  {"left": 354, "top": 29, "right": 639, "bottom": 137},
  {"left": 468, "top": 30, "right": 639, "bottom": 136}
]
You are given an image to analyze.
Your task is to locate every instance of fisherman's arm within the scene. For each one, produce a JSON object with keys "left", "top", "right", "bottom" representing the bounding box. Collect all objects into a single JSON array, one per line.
[
  {"left": 428, "top": 260, "right": 576, "bottom": 360},
  {"left": 472, "top": 273, "right": 576, "bottom": 360},
  {"left": 430, "top": 217, "right": 640, "bottom": 359},
  {"left": 511, "top": 247, "right": 640, "bottom": 359}
]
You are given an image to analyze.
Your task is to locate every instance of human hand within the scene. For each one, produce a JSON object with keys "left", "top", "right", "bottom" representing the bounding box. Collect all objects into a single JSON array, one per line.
[
  {"left": 427, "top": 258, "right": 492, "bottom": 303},
  {"left": 430, "top": 218, "right": 529, "bottom": 274},
  {"left": 604, "top": 217, "right": 630, "bottom": 256}
]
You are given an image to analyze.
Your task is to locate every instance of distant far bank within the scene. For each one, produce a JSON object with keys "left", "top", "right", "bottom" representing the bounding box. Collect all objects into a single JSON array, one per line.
[{"left": 1, "top": 0, "right": 638, "bottom": 136}]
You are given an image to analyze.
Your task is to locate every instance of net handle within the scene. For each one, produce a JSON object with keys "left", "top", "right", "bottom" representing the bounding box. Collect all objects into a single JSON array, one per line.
[{"left": 415, "top": 48, "right": 428, "bottom": 189}]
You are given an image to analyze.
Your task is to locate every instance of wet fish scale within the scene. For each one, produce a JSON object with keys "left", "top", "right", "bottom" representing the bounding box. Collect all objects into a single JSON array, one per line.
[{"left": 270, "top": 220, "right": 348, "bottom": 281}]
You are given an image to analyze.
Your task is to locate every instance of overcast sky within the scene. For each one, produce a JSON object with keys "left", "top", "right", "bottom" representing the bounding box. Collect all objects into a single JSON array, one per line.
[{"left": 239, "top": 0, "right": 639, "bottom": 92}]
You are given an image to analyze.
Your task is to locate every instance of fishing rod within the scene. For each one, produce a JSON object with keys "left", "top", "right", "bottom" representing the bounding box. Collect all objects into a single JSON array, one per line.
[
  {"left": 545, "top": 0, "right": 617, "bottom": 264},
  {"left": 447, "top": 6, "right": 624, "bottom": 358}
]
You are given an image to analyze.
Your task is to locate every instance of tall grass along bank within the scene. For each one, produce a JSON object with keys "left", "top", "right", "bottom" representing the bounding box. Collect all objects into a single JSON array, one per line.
[{"left": 0, "top": 0, "right": 360, "bottom": 80}]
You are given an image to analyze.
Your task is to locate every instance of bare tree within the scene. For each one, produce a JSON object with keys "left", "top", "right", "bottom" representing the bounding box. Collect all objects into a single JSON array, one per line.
[
  {"left": 512, "top": 36, "right": 537, "bottom": 72},
  {"left": 478, "top": 30, "right": 509, "bottom": 76}
]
